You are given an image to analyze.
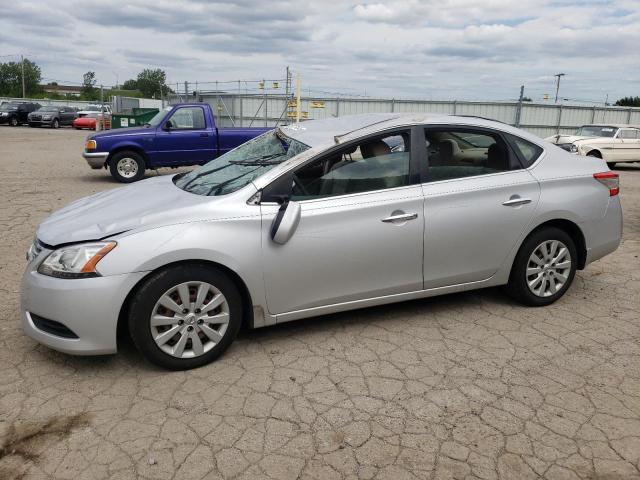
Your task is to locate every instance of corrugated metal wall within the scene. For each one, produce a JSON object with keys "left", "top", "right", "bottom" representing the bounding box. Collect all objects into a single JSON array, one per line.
[{"left": 168, "top": 93, "right": 640, "bottom": 139}]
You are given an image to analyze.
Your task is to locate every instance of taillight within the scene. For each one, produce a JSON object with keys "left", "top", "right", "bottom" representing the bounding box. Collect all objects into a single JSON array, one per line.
[{"left": 593, "top": 172, "right": 619, "bottom": 196}]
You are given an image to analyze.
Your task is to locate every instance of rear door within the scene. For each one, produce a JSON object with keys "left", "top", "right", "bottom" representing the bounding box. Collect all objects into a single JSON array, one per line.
[
  {"left": 152, "top": 106, "right": 215, "bottom": 165},
  {"left": 420, "top": 126, "right": 541, "bottom": 288}
]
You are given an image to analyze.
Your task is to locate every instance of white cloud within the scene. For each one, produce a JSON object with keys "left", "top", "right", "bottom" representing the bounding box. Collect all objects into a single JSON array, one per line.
[{"left": 0, "top": 0, "right": 637, "bottom": 102}]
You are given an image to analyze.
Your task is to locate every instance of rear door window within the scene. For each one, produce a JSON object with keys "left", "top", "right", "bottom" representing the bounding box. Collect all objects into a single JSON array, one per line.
[{"left": 423, "top": 128, "right": 519, "bottom": 182}]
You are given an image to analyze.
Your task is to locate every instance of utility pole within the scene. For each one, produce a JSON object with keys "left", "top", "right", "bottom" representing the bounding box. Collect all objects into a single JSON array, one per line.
[
  {"left": 515, "top": 85, "right": 524, "bottom": 127},
  {"left": 295, "top": 74, "right": 301, "bottom": 124},
  {"left": 554, "top": 73, "right": 565, "bottom": 103},
  {"left": 285, "top": 66, "right": 290, "bottom": 99},
  {"left": 21, "top": 55, "right": 25, "bottom": 98}
]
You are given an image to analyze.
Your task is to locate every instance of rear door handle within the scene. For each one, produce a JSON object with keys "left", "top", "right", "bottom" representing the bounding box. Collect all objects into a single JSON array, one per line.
[
  {"left": 502, "top": 197, "right": 532, "bottom": 207},
  {"left": 381, "top": 213, "right": 418, "bottom": 223}
]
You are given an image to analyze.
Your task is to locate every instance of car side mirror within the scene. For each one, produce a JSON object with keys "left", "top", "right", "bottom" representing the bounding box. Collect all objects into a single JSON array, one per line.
[
  {"left": 163, "top": 121, "right": 173, "bottom": 131},
  {"left": 270, "top": 200, "right": 301, "bottom": 245}
]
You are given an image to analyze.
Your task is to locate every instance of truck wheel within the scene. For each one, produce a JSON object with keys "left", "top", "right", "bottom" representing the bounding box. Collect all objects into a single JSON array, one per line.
[
  {"left": 109, "top": 151, "right": 145, "bottom": 183},
  {"left": 9, "top": 117, "right": 18, "bottom": 127}
]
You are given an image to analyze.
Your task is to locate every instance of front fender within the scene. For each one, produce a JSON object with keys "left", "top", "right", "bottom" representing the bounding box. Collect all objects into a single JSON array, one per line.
[{"left": 95, "top": 219, "right": 267, "bottom": 321}]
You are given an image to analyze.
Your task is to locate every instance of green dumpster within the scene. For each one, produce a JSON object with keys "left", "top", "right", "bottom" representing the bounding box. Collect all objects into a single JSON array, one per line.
[{"left": 112, "top": 108, "right": 159, "bottom": 129}]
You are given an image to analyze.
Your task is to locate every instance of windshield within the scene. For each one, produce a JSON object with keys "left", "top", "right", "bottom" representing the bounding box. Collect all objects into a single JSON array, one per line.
[
  {"left": 575, "top": 126, "right": 617, "bottom": 137},
  {"left": 0, "top": 103, "right": 20, "bottom": 111},
  {"left": 38, "top": 106, "right": 59, "bottom": 112},
  {"left": 145, "top": 106, "right": 172, "bottom": 127},
  {"left": 175, "top": 130, "right": 310, "bottom": 196}
]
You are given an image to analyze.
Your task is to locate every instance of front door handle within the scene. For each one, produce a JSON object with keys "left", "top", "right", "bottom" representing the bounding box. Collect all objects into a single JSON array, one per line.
[
  {"left": 381, "top": 212, "right": 418, "bottom": 223},
  {"left": 200, "top": 133, "right": 209, "bottom": 137},
  {"left": 502, "top": 197, "right": 532, "bottom": 207}
]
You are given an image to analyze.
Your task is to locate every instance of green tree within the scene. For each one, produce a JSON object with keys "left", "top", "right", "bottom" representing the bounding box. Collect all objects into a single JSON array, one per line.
[
  {"left": 121, "top": 78, "right": 138, "bottom": 90},
  {"left": 615, "top": 96, "right": 640, "bottom": 107},
  {"left": 81, "top": 71, "right": 98, "bottom": 99},
  {"left": 136, "top": 68, "right": 171, "bottom": 98},
  {"left": 0, "top": 58, "right": 42, "bottom": 97}
]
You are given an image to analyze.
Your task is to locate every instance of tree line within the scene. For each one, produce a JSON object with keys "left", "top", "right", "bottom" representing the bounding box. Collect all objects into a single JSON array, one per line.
[{"left": 0, "top": 58, "right": 172, "bottom": 100}]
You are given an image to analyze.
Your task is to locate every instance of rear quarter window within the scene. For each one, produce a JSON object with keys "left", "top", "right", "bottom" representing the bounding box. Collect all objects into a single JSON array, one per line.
[{"left": 506, "top": 134, "right": 543, "bottom": 168}]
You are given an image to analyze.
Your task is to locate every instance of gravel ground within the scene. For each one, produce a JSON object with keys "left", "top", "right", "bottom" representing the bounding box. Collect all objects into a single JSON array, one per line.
[{"left": 0, "top": 126, "right": 639, "bottom": 480}]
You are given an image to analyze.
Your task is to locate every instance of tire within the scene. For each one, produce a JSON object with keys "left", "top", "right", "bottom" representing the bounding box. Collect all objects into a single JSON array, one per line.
[
  {"left": 51, "top": 118, "right": 59, "bottom": 129},
  {"left": 9, "top": 116, "right": 18, "bottom": 127},
  {"left": 128, "top": 264, "right": 243, "bottom": 370},
  {"left": 109, "top": 151, "right": 145, "bottom": 183},
  {"left": 505, "top": 227, "right": 577, "bottom": 306},
  {"left": 607, "top": 162, "right": 616, "bottom": 169}
]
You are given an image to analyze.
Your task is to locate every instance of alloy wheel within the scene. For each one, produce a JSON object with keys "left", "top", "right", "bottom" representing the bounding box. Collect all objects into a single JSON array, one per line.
[
  {"left": 526, "top": 240, "right": 572, "bottom": 297},
  {"left": 150, "top": 281, "right": 230, "bottom": 359}
]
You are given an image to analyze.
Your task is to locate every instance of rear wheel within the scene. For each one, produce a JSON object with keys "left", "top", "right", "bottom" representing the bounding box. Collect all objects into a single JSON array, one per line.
[
  {"left": 109, "top": 151, "right": 145, "bottom": 183},
  {"left": 9, "top": 116, "right": 18, "bottom": 127},
  {"left": 128, "top": 264, "right": 242, "bottom": 370},
  {"left": 506, "top": 227, "right": 577, "bottom": 306}
]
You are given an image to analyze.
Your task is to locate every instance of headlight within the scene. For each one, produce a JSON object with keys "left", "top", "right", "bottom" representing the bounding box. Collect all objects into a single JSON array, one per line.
[
  {"left": 38, "top": 242, "right": 116, "bottom": 278},
  {"left": 86, "top": 139, "right": 97, "bottom": 151},
  {"left": 570, "top": 144, "right": 578, "bottom": 153}
]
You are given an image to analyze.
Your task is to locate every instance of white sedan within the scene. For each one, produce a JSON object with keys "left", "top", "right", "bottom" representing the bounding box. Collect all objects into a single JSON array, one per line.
[{"left": 546, "top": 124, "right": 640, "bottom": 168}]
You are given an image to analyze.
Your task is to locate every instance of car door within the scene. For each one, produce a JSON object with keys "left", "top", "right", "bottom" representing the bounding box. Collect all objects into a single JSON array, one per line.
[
  {"left": 260, "top": 128, "right": 425, "bottom": 316},
  {"left": 62, "top": 107, "right": 73, "bottom": 125},
  {"left": 152, "top": 106, "right": 214, "bottom": 165},
  {"left": 615, "top": 128, "right": 640, "bottom": 161},
  {"left": 420, "top": 126, "right": 541, "bottom": 289}
]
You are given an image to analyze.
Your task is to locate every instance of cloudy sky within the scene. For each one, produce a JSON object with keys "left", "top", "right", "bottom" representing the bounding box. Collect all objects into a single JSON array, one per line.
[{"left": 1, "top": 0, "right": 638, "bottom": 102}]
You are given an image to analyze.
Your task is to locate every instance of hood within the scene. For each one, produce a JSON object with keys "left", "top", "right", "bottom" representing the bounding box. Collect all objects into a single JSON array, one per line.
[
  {"left": 545, "top": 134, "right": 597, "bottom": 144},
  {"left": 89, "top": 126, "right": 153, "bottom": 140},
  {"left": 37, "top": 175, "right": 214, "bottom": 246}
]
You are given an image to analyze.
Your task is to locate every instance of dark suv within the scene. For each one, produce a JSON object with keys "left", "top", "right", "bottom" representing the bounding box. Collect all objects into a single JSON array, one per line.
[
  {"left": 28, "top": 105, "right": 77, "bottom": 128},
  {"left": 0, "top": 101, "right": 41, "bottom": 126}
]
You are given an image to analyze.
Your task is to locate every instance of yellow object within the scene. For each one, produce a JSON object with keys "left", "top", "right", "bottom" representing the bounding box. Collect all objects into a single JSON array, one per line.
[
  {"left": 86, "top": 139, "right": 97, "bottom": 151},
  {"left": 310, "top": 101, "right": 325, "bottom": 108},
  {"left": 272, "top": 82, "right": 279, "bottom": 89},
  {"left": 288, "top": 100, "right": 298, "bottom": 108}
]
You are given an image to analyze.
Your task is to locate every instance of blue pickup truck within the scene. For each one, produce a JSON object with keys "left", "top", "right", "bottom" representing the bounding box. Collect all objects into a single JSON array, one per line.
[{"left": 83, "top": 103, "right": 269, "bottom": 182}]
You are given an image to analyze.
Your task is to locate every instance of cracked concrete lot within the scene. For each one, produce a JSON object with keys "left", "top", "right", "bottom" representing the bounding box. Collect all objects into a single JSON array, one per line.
[{"left": 0, "top": 126, "right": 639, "bottom": 480}]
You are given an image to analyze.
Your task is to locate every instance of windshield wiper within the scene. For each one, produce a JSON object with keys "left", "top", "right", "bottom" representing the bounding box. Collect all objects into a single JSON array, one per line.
[{"left": 228, "top": 153, "right": 284, "bottom": 166}]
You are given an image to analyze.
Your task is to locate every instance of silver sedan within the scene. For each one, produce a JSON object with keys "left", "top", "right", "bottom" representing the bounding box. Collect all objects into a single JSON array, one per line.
[{"left": 21, "top": 114, "right": 622, "bottom": 369}]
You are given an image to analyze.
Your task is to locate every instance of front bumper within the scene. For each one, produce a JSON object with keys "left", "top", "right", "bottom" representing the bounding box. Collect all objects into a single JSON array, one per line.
[
  {"left": 83, "top": 151, "right": 109, "bottom": 169},
  {"left": 21, "top": 256, "right": 147, "bottom": 355},
  {"left": 29, "top": 119, "right": 54, "bottom": 126}
]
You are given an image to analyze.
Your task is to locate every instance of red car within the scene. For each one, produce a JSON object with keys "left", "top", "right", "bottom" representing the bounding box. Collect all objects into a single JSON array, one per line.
[{"left": 73, "top": 113, "right": 111, "bottom": 130}]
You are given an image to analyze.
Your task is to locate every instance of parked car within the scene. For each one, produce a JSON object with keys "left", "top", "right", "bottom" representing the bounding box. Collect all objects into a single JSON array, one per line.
[
  {"left": 22, "top": 113, "right": 622, "bottom": 369},
  {"left": 73, "top": 112, "right": 111, "bottom": 130},
  {"left": 77, "top": 104, "right": 112, "bottom": 117},
  {"left": 28, "top": 105, "right": 77, "bottom": 128},
  {"left": 82, "top": 103, "right": 269, "bottom": 183},
  {"left": 546, "top": 124, "right": 640, "bottom": 168},
  {"left": 0, "top": 101, "right": 41, "bottom": 126}
]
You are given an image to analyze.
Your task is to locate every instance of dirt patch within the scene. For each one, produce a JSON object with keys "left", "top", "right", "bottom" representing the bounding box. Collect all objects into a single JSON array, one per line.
[{"left": 0, "top": 413, "right": 91, "bottom": 479}]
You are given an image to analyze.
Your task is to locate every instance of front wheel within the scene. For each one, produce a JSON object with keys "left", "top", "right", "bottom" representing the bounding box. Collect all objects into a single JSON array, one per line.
[
  {"left": 9, "top": 117, "right": 18, "bottom": 127},
  {"left": 52, "top": 118, "right": 59, "bottom": 129},
  {"left": 109, "top": 151, "right": 145, "bottom": 183},
  {"left": 505, "top": 227, "right": 577, "bottom": 306},
  {"left": 128, "top": 264, "right": 243, "bottom": 370}
]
